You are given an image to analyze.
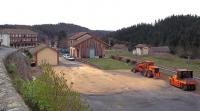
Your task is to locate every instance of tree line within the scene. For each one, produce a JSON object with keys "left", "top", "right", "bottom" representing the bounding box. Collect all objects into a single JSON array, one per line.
[{"left": 108, "top": 15, "right": 200, "bottom": 58}]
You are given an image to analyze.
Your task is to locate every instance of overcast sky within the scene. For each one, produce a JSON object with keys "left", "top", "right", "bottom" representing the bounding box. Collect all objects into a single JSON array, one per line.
[{"left": 0, "top": 0, "right": 199, "bottom": 30}]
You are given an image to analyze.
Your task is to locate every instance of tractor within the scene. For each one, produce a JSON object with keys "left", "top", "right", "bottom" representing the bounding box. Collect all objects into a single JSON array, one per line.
[
  {"left": 132, "top": 61, "right": 161, "bottom": 78},
  {"left": 169, "top": 69, "right": 196, "bottom": 91}
]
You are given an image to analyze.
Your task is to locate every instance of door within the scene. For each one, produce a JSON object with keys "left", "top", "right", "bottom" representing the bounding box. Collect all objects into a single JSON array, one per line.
[{"left": 89, "top": 48, "right": 95, "bottom": 58}]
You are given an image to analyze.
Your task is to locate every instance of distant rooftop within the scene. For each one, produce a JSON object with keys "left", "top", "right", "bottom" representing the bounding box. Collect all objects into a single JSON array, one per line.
[
  {"left": 135, "top": 44, "right": 148, "bottom": 48},
  {"left": 0, "top": 29, "right": 37, "bottom": 35},
  {"left": 68, "top": 32, "right": 88, "bottom": 40}
]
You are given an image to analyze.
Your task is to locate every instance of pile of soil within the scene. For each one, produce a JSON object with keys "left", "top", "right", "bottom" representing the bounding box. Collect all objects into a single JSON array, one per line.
[{"left": 53, "top": 64, "right": 167, "bottom": 94}]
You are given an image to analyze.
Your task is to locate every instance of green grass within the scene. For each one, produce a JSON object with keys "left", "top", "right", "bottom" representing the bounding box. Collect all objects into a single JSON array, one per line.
[
  {"left": 87, "top": 58, "right": 133, "bottom": 70},
  {"left": 106, "top": 50, "right": 200, "bottom": 75}
]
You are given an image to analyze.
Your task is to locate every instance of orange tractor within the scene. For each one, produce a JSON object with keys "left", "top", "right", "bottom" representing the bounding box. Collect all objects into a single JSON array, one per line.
[
  {"left": 169, "top": 69, "right": 197, "bottom": 91},
  {"left": 132, "top": 61, "right": 161, "bottom": 78}
]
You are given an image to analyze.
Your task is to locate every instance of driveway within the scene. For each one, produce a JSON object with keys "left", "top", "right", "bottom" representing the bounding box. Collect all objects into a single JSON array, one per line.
[
  {"left": 0, "top": 47, "right": 16, "bottom": 59},
  {"left": 55, "top": 57, "right": 200, "bottom": 111}
]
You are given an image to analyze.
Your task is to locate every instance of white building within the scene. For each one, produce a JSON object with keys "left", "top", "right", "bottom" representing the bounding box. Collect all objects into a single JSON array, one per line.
[
  {"left": 133, "top": 44, "right": 149, "bottom": 56},
  {"left": 0, "top": 34, "right": 10, "bottom": 47}
]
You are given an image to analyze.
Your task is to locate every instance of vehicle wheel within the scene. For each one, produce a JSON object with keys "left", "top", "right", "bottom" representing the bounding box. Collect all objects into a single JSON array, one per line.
[
  {"left": 134, "top": 69, "right": 137, "bottom": 73},
  {"left": 192, "top": 85, "right": 196, "bottom": 91},
  {"left": 169, "top": 79, "right": 173, "bottom": 86},
  {"left": 183, "top": 85, "right": 188, "bottom": 91},
  {"left": 147, "top": 71, "right": 153, "bottom": 78}
]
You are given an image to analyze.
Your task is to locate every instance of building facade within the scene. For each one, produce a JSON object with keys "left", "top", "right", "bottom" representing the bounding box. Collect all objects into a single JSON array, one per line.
[
  {"left": 29, "top": 44, "right": 59, "bottom": 66},
  {"left": 133, "top": 44, "right": 149, "bottom": 56},
  {"left": 0, "top": 29, "right": 38, "bottom": 48},
  {"left": 68, "top": 32, "right": 109, "bottom": 58},
  {"left": 0, "top": 34, "right": 10, "bottom": 47}
]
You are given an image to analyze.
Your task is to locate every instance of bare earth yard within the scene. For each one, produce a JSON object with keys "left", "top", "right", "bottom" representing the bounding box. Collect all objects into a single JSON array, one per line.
[
  {"left": 53, "top": 57, "right": 200, "bottom": 111},
  {"left": 53, "top": 64, "right": 166, "bottom": 94}
]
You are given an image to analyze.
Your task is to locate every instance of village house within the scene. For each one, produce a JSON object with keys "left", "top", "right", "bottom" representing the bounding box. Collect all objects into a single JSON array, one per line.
[
  {"left": 0, "top": 29, "right": 38, "bottom": 48},
  {"left": 112, "top": 44, "right": 128, "bottom": 51},
  {"left": 0, "top": 33, "right": 10, "bottom": 47},
  {"left": 68, "top": 32, "right": 109, "bottom": 58},
  {"left": 29, "top": 44, "right": 59, "bottom": 66},
  {"left": 133, "top": 44, "right": 149, "bottom": 56},
  {"left": 149, "top": 46, "right": 170, "bottom": 55}
]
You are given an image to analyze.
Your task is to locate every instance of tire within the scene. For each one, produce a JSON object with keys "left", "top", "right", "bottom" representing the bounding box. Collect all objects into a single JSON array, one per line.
[
  {"left": 190, "top": 85, "right": 196, "bottom": 91},
  {"left": 182, "top": 85, "right": 188, "bottom": 91},
  {"left": 169, "top": 79, "right": 173, "bottom": 86},
  {"left": 147, "top": 71, "right": 153, "bottom": 78},
  {"left": 134, "top": 69, "right": 137, "bottom": 73}
]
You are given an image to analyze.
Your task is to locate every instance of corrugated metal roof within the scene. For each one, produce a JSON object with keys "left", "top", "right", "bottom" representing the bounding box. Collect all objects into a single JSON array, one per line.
[{"left": 68, "top": 32, "right": 88, "bottom": 40}]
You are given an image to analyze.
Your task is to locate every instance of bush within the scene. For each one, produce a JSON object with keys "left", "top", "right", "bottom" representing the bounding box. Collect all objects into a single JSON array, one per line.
[
  {"left": 126, "top": 59, "right": 131, "bottom": 63},
  {"left": 6, "top": 63, "right": 16, "bottom": 74},
  {"left": 22, "top": 64, "right": 89, "bottom": 111}
]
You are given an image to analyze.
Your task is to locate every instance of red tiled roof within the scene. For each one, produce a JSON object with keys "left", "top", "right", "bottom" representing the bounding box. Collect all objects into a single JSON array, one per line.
[{"left": 0, "top": 29, "right": 37, "bottom": 35}]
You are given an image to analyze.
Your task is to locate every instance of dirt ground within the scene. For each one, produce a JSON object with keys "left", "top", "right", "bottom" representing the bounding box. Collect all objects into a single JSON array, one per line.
[
  {"left": 53, "top": 58, "right": 200, "bottom": 111},
  {"left": 53, "top": 64, "right": 167, "bottom": 94}
]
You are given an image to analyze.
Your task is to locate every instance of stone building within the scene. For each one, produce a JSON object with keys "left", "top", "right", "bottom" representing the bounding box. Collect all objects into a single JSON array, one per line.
[{"left": 0, "top": 29, "right": 38, "bottom": 48}]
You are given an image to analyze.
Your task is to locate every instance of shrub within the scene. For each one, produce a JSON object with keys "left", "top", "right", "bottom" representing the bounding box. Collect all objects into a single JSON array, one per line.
[
  {"left": 126, "top": 59, "right": 131, "bottom": 63},
  {"left": 6, "top": 63, "right": 16, "bottom": 74},
  {"left": 20, "top": 63, "right": 89, "bottom": 111}
]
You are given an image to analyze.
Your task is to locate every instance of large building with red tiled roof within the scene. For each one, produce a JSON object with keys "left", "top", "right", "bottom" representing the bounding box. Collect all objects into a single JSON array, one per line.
[{"left": 0, "top": 29, "right": 38, "bottom": 48}]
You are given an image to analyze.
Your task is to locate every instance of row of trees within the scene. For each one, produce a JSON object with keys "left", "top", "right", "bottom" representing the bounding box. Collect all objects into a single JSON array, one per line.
[{"left": 108, "top": 15, "right": 200, "bottom": 58}]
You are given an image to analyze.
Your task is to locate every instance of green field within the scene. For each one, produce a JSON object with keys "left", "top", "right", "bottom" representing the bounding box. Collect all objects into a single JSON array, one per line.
[
  {"left": 87, "top": 58, "right": 133, "bottom": 70},
  {"left": 106, "top": 50, "right": 200, "bottom": 75}
]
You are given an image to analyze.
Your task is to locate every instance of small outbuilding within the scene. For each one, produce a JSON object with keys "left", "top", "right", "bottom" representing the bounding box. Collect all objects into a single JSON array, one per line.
[
  {"left": 149, "top": 46, "right": 170, "bottom": 55},
  {"left": 29, "top": 44, "right": 59, "bottom": 66},
  {"left": 133, "top": 44, "right": 149, "bottom": 56}
]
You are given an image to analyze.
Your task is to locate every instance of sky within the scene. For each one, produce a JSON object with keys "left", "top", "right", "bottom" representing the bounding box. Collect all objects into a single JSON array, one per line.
[{"left": 0, "top": 0, "right": 200, "bottom": 30}]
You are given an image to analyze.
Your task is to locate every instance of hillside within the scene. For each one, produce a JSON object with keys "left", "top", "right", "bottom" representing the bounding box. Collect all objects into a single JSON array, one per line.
[
  {"left": 109, "top": 15, "right": 200, "bottom": 58},
  {"left": 0, "top": 23, "right": 111, "bottom": 41}
]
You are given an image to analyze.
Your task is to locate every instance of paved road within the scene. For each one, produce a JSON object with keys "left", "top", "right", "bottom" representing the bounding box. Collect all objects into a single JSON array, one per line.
[
  {"left": 0, "top": 47, "right": 16, "bottom": 59},
  {"left": 83, "top": 73, "right": 200, "bottom": 111},
  {"left": 59, "top": 57, "right": 200, "bottom": 111},
  {"left": 59, "top": 56, "right": 82, "bottom": 67},
  {"left": 0, "top": 47, "right": 29, "bottom": 111}
]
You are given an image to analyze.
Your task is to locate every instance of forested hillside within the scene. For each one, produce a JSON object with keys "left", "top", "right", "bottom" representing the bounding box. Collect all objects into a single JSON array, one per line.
[
  {"left": 109, "top": 15, "right": 200, "bottom": 58},
  {"left": 0, "top": 23, "right": 110, "bottom": 41}
]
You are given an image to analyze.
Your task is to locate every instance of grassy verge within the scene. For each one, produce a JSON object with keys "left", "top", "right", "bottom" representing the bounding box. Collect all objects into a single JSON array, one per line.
[
  {"left": 106, "top": 50, "right": 200, "bottom": 75},
  {"left": 5, "top": 63, "right": 89, "bottom": 111},
  {"left": 87, "top": 58, "right": 133, "bottom": 70}
]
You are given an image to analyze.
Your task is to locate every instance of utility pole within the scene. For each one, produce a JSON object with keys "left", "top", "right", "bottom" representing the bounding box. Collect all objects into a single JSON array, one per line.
[
  {"left": 187, "top": 56, "right": 190, "bottom": 69},
  {"left": 108, "top": 37, "right": 111, "bottom": 49}
]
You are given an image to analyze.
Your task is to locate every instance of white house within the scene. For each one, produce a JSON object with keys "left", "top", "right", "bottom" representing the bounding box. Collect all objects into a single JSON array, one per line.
[
  {"left": 133, "top": 44, "right": 149, "bottom": 56},
  {"left": 0, "top": 34, "right": 10, "bottom": 47}
]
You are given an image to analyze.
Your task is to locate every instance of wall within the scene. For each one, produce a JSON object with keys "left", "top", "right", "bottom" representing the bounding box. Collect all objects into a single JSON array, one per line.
[
  {"left": 37, "top": 48, "right": 58, "bottom": 65},
  {"left": 0, "top": 34, "right": 10, "bottom": 47},
  {"left": 0, "top": 48, "right": 29, "bottom": 111}
]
